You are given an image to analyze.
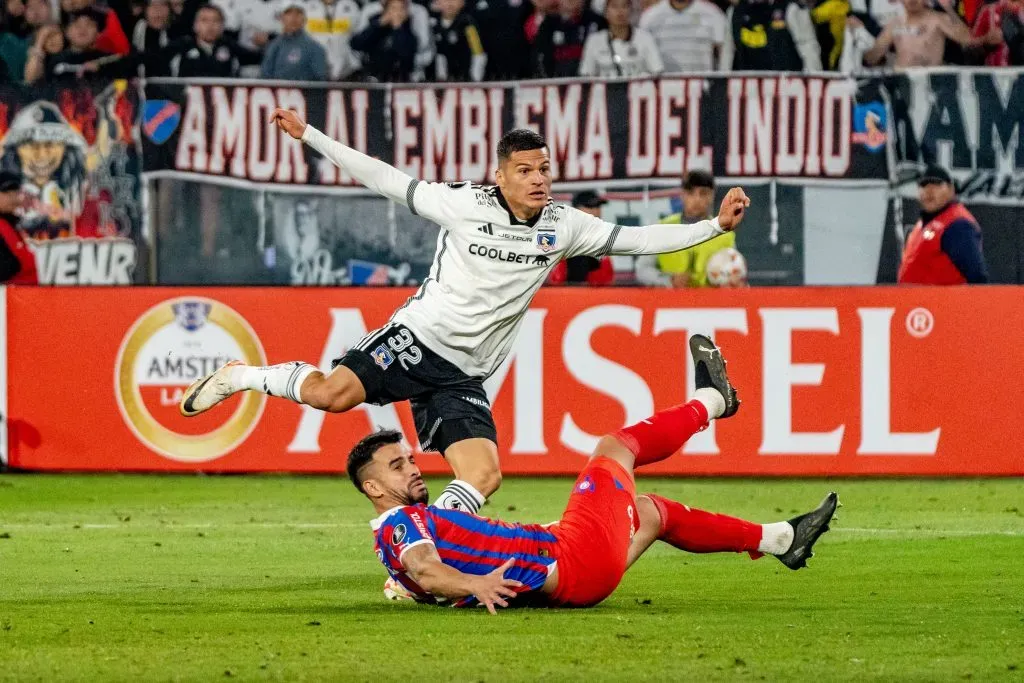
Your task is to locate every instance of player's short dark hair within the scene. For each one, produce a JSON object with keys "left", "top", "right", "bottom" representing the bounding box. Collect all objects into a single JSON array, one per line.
[
  {"left": 346, "top": 429, "right": 403, "bottom": 493},
  {"left": 683, "top": 169, "right": 715, "bottom": 191},
  {"left": 496, "top": 129, "right": 548, "bottom": 164}
]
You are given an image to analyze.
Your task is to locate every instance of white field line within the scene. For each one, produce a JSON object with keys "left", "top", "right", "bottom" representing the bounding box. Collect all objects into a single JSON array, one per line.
[{"left": 0, "top": 523, "right": 1021, "bottom": 537}]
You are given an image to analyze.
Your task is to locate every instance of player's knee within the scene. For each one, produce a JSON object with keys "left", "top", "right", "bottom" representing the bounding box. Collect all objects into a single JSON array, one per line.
[
  {"left": 593, "top": 434, "right": 636, "bottom": 472},
  {"left": 635, "top": 495, "right": 664, "bottom": 537}
]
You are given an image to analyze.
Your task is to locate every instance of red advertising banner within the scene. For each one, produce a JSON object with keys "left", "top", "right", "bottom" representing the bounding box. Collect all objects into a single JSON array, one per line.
[{"left": 6, "top": 287, "right": 1024, "bottom": 475}]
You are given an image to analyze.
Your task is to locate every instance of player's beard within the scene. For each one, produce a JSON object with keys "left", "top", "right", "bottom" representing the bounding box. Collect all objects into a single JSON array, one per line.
[{"left": 397, "top": 477, "right": 429, "bottom": 505}]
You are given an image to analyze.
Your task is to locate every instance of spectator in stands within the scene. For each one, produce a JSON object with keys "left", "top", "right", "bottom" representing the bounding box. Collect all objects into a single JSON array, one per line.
[
  {"left": 351, "top": 0, "right": 419, "bottom": 81},
  {"left": 863, "top": 0, "right": 978, "bottom": 66},
  {"left": 639, "top": 0, "right": 725, "bottom": 73},
  {"left": 579, "top": 0, "right": 663, "bottom": 75},
  {"left": 547, "top": 191, "right": 615, "bottom": 286},
  {"left": 358, "top": 0, "right": 432, "bottom": 79},
  {"left": 721, "top": 0, "right": 822, "bottom": 70},
  {"left": 524, "top": 0, "right": 557, "bottom": 45},
  {"left": 215, "top": 0, "right": 278, "bottom": 57},
  {"left": 0, "top": 0, "right": 51, "bottom": 82},
  {"left": 809, "top": 0, "right": 850, "bottom": 69},
  {"left": 168, "top": 0, "right": 195, "bottom": 37},
  {"left": 59, "top": 0, "right": 130, "bottom": 54},
  {"left": 300, "top": 0, "right": 363, "bottom": 80},
  {"left": 22, "top": 21, "right": 62, "bottom": 82},
  {"left": 973, "top": 0, "right": 1024, "bottom": 65},
  {"left": 131, "top": 0, "right": 172, "bottom": 75},
  {"left": 471, "top": 0, "right": 532, "bottom": 79},
  {"left": 532, "top": 0, "right": 606, "bottom": 76},
  {"left": 635, "top": 170, "right": 735, "bottom": 287},
  {"left": 898, "top": 164, "right": 988, "bottom": 285},
  {"left": 0, "top": 171, "right": 38, "bottom": 285},
  {"left": 35, "top": 8, "right": 135, "bottom": 82},
  {"left": 430, "top": 0, "right": 486, "bottom": 81},
  {"left": 169, "top": 3, "right": 247, "bottom": 75},
  {"left": 2, "top": 0, "right": 29, "bottom": 37},
  {"left": 261, "top": 1, "right": 328, "bottom": 79}
]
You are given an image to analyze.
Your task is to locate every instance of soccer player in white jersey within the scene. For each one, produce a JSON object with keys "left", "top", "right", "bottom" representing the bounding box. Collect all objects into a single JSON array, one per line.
[{"left": 180, "top": 107, "right": 751, "bottom": 515}]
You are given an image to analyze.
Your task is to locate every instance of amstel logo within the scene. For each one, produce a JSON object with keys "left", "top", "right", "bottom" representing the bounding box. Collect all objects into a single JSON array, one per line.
[{"left": 115, "top": 297, "right": 266, "bottom": 462}]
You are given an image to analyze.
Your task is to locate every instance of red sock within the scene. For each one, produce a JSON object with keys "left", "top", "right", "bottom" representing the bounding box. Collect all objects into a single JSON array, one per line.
[
  {"left": 612, "top": 400, "right": 708, "bottom": 467},
  {"left": 644, "top": 494, "right": 763, "bottom": 558}
]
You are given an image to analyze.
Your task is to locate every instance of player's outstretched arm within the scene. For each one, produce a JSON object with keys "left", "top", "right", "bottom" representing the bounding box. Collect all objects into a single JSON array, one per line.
[
  {"left": 611, "top": 187, "right": 750, "bottom": 256},
  {"left": 270, "top": 108, "right": 428, "bottom": 211},
  {"left": 270, "top": 108, "right": 467, "bottom": 225},
  {"left": 567, "top": 188, "right": 751, "bottom": 258},
  {"left": 402, "top": 545, "right": 522, "bottom": 614}
]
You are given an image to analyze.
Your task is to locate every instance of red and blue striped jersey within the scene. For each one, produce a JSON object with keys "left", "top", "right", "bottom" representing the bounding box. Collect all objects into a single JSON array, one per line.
[{"left": 371, "top": 504, "right": 559, "bottom": 607}]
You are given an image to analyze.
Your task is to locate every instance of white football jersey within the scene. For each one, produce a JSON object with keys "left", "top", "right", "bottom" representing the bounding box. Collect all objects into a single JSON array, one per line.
[
  {"left": 301, "top": 125, "right": 724, "bottom": 380},
  {"left": 389, "top": 181, "right": 623, "bottom": 378}
]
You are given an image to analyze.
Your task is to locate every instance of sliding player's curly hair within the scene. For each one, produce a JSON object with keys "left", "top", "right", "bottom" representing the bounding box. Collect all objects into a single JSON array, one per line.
[
  {"left": 346, "top": 429, "right": 403, "bottom": 493},
  {"left": 496, "top": 129, "right": 547, "bottom": 164}
]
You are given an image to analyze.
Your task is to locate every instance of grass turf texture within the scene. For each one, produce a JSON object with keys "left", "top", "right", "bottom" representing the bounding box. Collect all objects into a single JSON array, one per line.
[{"left": 1, "top": 475, "right": 1022, "bottom": 682}]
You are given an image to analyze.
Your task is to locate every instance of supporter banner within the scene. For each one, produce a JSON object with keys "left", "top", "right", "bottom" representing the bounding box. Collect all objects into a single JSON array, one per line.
[
  {"left": 6, "top": 287, "right": 1024, "bottom": 475},
  {"left": 142, "top": 76, "right": 888, "bottom": 186},
  {"left": 0, "top": 82, "right": 147, "bottom": 284},
  {"left": 883, "top": 68, "right": 1024, "bottom": 203}
]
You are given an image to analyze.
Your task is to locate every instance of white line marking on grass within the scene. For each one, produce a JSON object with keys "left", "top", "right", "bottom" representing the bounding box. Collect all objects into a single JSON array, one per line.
[{"left": 1, "top": 524, "right": 1021, "bottom": 536}]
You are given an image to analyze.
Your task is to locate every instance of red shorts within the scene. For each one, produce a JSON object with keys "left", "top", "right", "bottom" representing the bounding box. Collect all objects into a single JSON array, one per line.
[{"left": 549, "top": 457, "right": 638, "bottom": 607}]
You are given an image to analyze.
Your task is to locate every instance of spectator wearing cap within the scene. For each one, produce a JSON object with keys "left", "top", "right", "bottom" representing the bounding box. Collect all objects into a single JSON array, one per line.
[
  {"left": 0, "top": 171, "right": 39, "bottom": 285},
  {"left": 579, "top": 0, "right": 663, "bottom": 76},
  {"left": 898, "top": 165, "right": 988, "bottom": 285},
  {"left": 59, "top": 0, "right": 130, "bottom": 54},
  {"left": 547, "top": 191, "right": 615, "bottom": 286},
  {"left": 261, "top": 1, "right": 328, "bottom": 79},
  {"left": 169, "top": 3, "right": 246, "bottom": 76},
  {"left": 131, "top": 0, "right": 173, "bottom": 75},
  {"left": 972, "top": 0, "right": 1024, "bottom": 65},
  {"left": 636, "top": 169, "right": 735, "bottom": 287}
]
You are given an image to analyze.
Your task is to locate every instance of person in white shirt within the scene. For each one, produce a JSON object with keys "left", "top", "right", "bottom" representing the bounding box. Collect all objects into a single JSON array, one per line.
[
  {"left": 579, "top": 0, "right": 664, "bottom": 76},
  {"left": 181, "top": 108, "right": 751, "bottom": 515},
  {"left": 638, "top": 0, "right": 726, "bottom": 72}
]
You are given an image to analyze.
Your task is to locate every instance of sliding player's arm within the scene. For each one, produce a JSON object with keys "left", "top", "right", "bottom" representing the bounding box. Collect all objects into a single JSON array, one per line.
[
  {"left": 401, "top": 545, "right": 522, "bottom": 614},
  {"left": 269, "top": 108, "right": 466, "bottom": 225},
  {"left": 565, "top": 187, "right": 750, "bottom": 258}
]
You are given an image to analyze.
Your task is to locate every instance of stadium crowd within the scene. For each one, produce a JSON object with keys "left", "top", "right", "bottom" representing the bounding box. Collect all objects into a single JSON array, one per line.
[{"left": 1, "top": 0, "right": 1022, "bottom": 83}]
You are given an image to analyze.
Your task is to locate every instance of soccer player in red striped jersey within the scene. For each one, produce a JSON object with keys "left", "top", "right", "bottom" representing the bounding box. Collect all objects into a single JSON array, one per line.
[{"left": 351, "top": 335, "right": 838, "bottom": 612}]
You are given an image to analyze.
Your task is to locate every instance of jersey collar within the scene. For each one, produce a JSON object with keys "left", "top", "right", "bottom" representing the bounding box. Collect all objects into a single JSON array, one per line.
[
  {"left": 495, "top": 188, "right": 545, "bottom": 228},
  {"left": 369, "top": 506, "right": 403, "bottom": 530}
]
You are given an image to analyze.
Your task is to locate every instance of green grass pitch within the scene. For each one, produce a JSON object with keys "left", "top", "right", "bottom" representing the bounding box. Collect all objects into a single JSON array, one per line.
[{"left": 1, "top": 475, "right": 1022, "bottom": 682}]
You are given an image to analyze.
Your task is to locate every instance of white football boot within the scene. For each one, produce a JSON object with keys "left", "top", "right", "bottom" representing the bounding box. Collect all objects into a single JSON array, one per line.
[{"left": 179, "top": 360, "right": 244, "bottom": 417}]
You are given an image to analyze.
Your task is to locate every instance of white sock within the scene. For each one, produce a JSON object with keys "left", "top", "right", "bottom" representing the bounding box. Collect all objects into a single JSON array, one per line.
[
  {"left": 693, "top": 387, "right": 726, "bottom": 420},
  {"left": 758, "top": 521, "right": 795, "bottom": 555},
  {"left": 434, "top": 480, "right": 486, "bottom": 514},
  {"left": 230, "top": 362, "right": 318, "bottom": 404}
]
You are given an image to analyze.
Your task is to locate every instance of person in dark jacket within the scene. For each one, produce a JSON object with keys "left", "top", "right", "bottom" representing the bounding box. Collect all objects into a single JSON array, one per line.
[
  {"left": 898, "top": 164, "right": 988, "bottom": 285},
  {"left": 350, "top": 0, "right": 418, "bottom": 81},
  {"left": 43, "top": 8, "right": 136, "bottom": 82},
  {"left": 168, "top": 3, "right": 245, "bottom": 76},
  {"left": 721, "top": 0, "right": 822, "bottom": 70},
  {"left": 0, "top": 171, "right": 39, "bottom": 285},
  {"left": 430, "top": 0, "right": 486, "bottom": 81},
  {"left": 532, "top": 0, "right": 605, "bottom": 76}
]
